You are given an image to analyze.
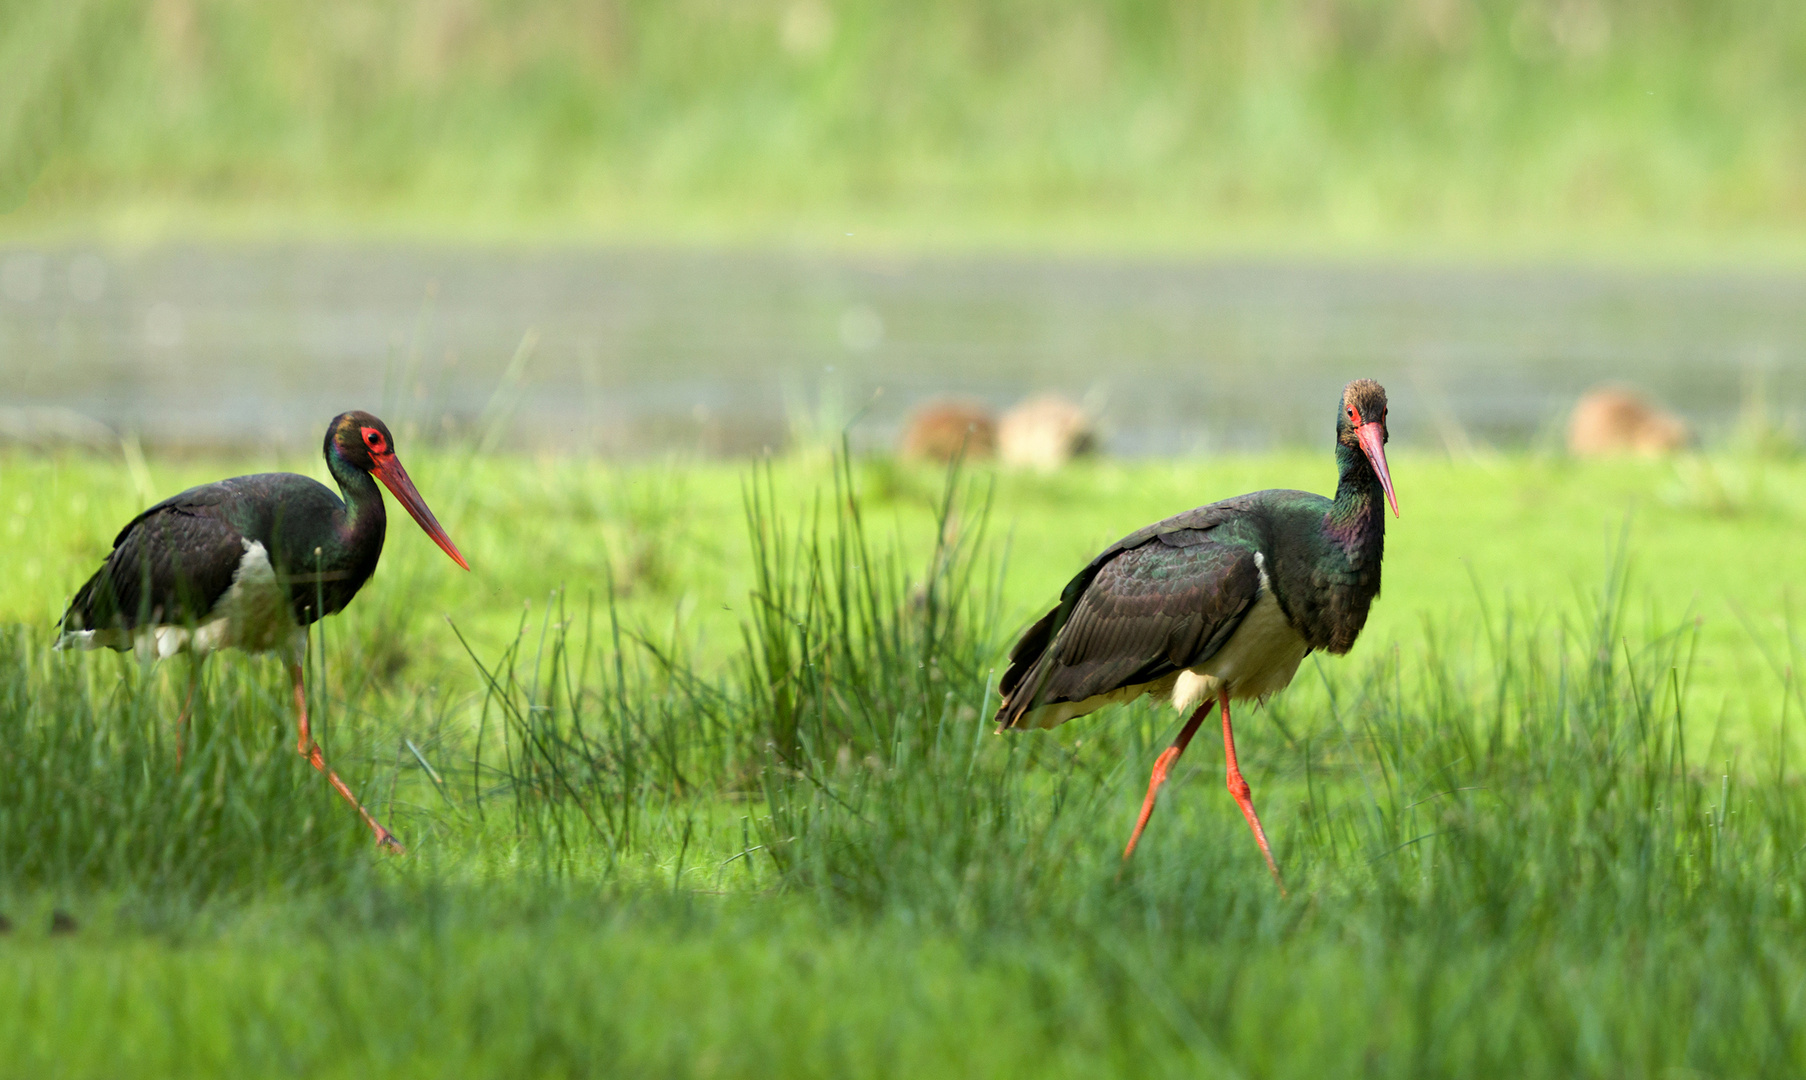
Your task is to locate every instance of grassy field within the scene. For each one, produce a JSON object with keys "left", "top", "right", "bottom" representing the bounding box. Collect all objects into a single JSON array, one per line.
[
  {"left": 5, "top": 444, "right": 1806, "bottom": 1076},
  {"left": 6, "top": 0, "right": 1806, "bottom": 257}
]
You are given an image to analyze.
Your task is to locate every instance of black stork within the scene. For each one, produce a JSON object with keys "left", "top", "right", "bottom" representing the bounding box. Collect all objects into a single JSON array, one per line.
[
  {"left": 55, "top": 411, "right": 469, "bottom": 852},
  {"left": 994, "top": 379, "right": 1398, "bottom": 887}
]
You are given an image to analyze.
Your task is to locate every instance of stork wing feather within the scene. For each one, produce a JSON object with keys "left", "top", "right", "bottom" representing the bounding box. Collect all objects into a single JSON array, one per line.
[
  {"left": 59, "top": 495, "right": 248, "bottom": 640},
  {"left": 996, "top": 497, "right": 1266, "bottom": 730}
]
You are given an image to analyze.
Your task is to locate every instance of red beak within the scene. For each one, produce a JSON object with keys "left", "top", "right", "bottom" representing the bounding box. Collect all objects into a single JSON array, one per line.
[
  {"left": 370, "top": 454, "right": 470, "bottom": 570},
  {"left": 1356, "top": 422, "right": 1399, "bottom": 518}
]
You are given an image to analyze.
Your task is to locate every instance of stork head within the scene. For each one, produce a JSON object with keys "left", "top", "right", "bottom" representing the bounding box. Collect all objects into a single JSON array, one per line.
[
  {"left": 327, "top": 411, "right": 470, "bottom": 570},
  {"left": 1336, "top": 380, "right": 1398, "bottom": 518}
]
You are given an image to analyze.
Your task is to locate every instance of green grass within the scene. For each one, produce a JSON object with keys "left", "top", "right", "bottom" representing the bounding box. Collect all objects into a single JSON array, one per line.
[
  {"left": 5, "top": 445, "right": 1806, "bottom": 1076},
  {"left": 7, "top": 0, "right": 1806, "bottom": 258}
]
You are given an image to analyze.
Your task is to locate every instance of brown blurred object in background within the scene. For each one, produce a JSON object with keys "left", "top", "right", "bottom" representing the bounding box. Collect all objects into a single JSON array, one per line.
[
  {"left": 900, "top": 399, "right": 997, "bottom": 462},
  {"left": 999, "top": 394, "right": 1098, "bottom": 470},
  {"left": 1568, "top": 386, "right": 1690, "bottom": 457}
]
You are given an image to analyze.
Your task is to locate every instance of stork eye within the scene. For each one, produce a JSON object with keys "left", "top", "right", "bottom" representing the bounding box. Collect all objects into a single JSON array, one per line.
[{"left": 361, "top": 428, "right": 387, "bottom": 453}]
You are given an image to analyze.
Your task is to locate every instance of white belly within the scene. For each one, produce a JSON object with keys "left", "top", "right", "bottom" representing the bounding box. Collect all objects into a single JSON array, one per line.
[
  {"left": 58, "top": 540, "right": 304, "bottom": 660},
  {"left": 1169, "top": 585, "right": 1309, "bottom": 713}
]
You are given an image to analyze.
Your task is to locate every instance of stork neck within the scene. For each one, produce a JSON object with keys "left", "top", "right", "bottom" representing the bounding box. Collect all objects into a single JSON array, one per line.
[
  {"left": 326, "top": 453, "right": 387, "bottom": 542},
  {"left": 1326, "top": 440, "right": 1385, "bottom": 554}
]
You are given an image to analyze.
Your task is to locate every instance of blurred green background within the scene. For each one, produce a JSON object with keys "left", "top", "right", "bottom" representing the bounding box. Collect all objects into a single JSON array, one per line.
[{"left": 7, "top": 0, "right": 1806, "bottom": 255}]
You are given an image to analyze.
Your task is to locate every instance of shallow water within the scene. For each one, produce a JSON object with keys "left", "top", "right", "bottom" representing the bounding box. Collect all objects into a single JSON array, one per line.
[{"left": 2, "top": 245, "right": 1802, "bottom": 456}]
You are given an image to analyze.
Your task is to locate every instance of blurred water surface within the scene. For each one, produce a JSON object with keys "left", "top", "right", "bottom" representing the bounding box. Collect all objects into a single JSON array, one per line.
[{"left": 2, "top": 246, "right": 1802, "bottom": 456}]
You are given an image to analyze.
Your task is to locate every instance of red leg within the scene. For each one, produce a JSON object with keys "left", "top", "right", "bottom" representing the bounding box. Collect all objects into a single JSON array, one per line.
[
  {"left": 1221, "top": 695, "right": 1285, "bottom": 894},
  {"left": 290, "top": 660, "right": 404, "bottom": 853},
  {"left": 1122, "top": 700, "right": 1211, "bottom": 861}
]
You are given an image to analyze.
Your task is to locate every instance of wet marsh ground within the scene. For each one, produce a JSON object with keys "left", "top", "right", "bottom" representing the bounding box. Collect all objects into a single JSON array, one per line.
[{"left": 5, "top": 445, "right": 1806, "bottom": 1077}]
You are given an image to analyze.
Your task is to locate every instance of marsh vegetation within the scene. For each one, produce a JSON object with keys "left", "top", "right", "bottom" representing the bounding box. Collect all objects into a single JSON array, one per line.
[{"left": 5, "top": 445, "right": 1806, "bottom": 1076}]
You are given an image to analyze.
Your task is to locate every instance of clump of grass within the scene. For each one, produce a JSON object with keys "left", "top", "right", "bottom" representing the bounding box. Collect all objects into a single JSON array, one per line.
[
  {"left": 0, "top": 626, "right": 374, "bottom": 900},
  {"left": 451, "top": 449, "right": 1006, "bottom": 882},
  {"left": 449, "top": 585, "right": 734, "bottom": 875},
  {"left": 739, "top": 451, "right": 1042, "bottom": 905},
  {"left": 1283, "top": 561, "right": 1801, "bottom": 924},
  {"left": 737, "top": 452, "right": 997, "bottom": 766}
]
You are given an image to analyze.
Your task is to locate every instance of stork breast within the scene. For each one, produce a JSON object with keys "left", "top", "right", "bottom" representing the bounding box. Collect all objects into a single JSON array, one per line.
[{"left": 1172, "top": 556, "right": 1309, "bottom": 712}]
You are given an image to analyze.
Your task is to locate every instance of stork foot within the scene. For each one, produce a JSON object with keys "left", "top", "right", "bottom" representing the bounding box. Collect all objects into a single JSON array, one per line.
[
  {"left": 290, "top": 660, "right": 405, "bottom": 855},
  {"left": 1220, "top": 695, "right": 1286, "bottom": 895},
  {"left": 302, "top": 737, "right": 406, "bottom": 853}
]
